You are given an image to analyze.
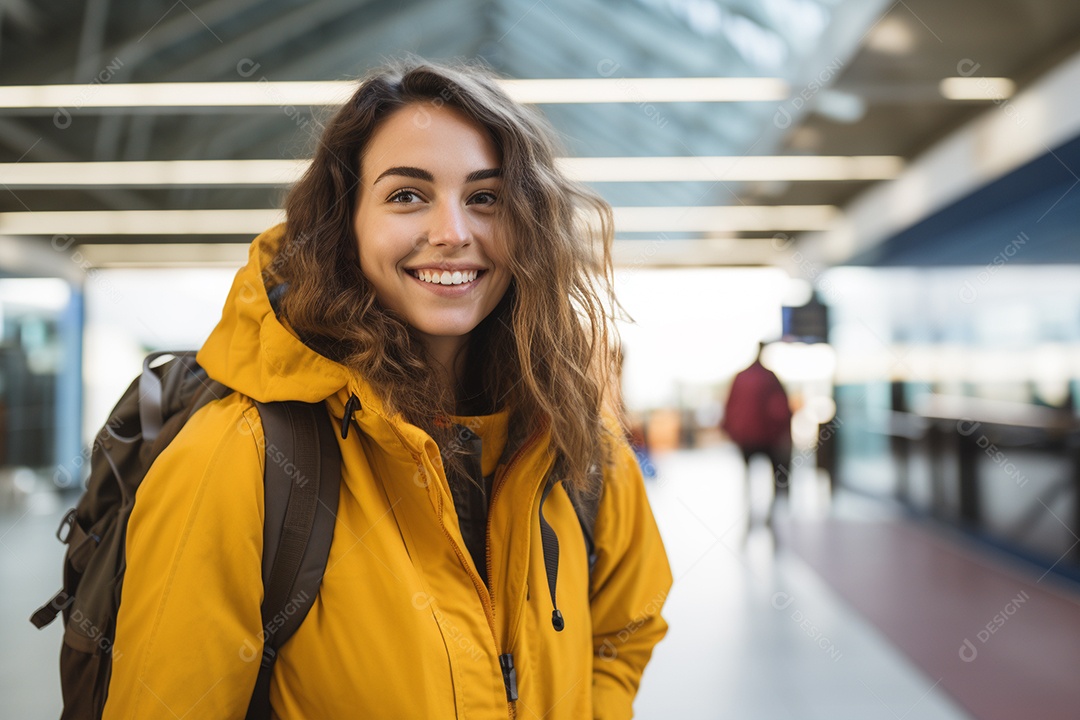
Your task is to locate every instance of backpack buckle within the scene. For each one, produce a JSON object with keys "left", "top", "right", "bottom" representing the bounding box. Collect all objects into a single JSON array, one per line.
[{"left": 56, "top": 509, "right": 77, "bottom": 544}]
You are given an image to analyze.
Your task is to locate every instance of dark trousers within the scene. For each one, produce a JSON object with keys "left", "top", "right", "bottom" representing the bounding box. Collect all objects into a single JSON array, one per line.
[{"left": 739, "top": 445, "right": 791, "bottom": 496}]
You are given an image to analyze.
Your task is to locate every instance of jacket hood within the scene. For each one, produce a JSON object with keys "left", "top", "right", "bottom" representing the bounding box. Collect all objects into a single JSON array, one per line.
[
  {"left": 198, "top": 224, "right": 354, "bottom": 405},
  {"left": 197, "top": 225, "right": 523, "bottom": 456}
]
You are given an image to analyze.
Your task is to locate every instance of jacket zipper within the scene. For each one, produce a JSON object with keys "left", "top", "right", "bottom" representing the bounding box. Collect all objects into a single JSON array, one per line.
[
  {"left": 487, "top": 428, "right": 543, "bottom": 718},
  {"left": 435, "top": 489, "right": 496, "bottom": 627},
  {"left": 383, "top": 400, "right": 540, "bottom": 720}
]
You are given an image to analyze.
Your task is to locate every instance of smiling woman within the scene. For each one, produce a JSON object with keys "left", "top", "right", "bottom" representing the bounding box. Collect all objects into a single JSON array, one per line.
[
  {"left": 103, "top": 58, "right": 672, "bottom": 720},
  {"left": 275, "top": 60, "right": 627, "bottom": 488}
]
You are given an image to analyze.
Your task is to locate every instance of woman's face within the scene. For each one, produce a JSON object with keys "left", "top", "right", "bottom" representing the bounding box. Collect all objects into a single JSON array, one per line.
[{"left": 353, "top": 102, "right": 512, "bottom": 354}]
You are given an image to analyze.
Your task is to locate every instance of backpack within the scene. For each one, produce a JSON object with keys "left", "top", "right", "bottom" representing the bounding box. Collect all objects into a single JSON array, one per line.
[
  {"left": 31, "top": 350, "right": 601, "bottom": 719},
  {"left": 29, "top": 351, "right": 341, "bottom": 720}
]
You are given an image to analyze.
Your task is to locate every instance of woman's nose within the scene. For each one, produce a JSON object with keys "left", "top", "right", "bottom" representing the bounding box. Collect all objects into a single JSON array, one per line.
[{"left": 428, "top": 200, "right": 471, "bottom": 247}]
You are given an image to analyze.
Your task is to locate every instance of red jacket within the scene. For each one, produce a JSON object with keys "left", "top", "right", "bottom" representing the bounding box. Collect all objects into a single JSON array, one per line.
[{"left": 722, "top": 360, "right": 792, "bottom": 450}]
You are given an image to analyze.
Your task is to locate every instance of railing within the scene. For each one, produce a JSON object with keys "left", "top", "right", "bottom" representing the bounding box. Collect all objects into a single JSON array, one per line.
[{"left": 863, "top": 389, "right": 1080, "bottom": 568}]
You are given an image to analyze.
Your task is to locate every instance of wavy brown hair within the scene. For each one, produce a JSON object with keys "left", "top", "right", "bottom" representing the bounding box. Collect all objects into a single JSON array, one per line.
[{"left": 271, "top": 57, "right": 619, "bottom": 496}]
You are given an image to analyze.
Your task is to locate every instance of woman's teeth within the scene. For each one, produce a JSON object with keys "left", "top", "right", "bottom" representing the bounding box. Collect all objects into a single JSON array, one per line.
[{"left": 413, "top": 269, "right": 479, "bottom": 285}]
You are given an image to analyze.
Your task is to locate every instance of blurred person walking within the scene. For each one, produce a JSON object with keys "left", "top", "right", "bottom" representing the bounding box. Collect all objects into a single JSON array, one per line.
[{"left": 722, "top": 342, "right": 793, "bottom": 526}]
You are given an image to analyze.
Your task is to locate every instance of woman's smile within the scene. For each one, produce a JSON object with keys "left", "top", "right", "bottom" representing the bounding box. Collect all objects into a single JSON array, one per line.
[{"left": 406, "top": 266, "right": 487, "bottom": 296}]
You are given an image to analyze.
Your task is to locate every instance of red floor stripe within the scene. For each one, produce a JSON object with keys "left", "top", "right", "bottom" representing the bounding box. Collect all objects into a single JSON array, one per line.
[{"left": 784, "top": 518, "right": 1080, "bottom": 720}]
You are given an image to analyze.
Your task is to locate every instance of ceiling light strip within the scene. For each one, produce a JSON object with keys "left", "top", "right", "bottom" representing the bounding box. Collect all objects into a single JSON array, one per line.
[
  {"left": 501, "top": 78, "right": 790, "bottom": 103},
  {"left": 560, "top": 155, "right": 903, "bottom": 182},
  {"left": 0, "top": 209, "right": 284, "bottom": 235},
  {"left": 0, "top": 78, "right": 790, "bottom": 109},
  {"left": 0, "top": 156, "right": 903, "bottom": 187},
  {"left": 939, "top": 77, "right": 1016, "bottom": 101},
  {"left": 612, "top": 205, "right": 838, "bottom": 232},
  {"left": 0, "top": 160, "right": 307, "bottom": 186},
  {"left": 0, "top": 206, "right": 838, "bottom": 235}
]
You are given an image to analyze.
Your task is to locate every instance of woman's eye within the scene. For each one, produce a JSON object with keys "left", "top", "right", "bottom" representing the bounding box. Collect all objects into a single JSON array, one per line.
[
  {"left": 469, "top": 190, "right": 497, "bottom": 206},
  {"left": 388, "top": 189, "right": 423, "bottom": 204}
]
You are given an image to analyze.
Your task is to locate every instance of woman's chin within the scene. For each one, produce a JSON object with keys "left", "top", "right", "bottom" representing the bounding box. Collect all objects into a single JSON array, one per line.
[{"left": 407, "top": 317, "right": 485, "bottom": 344}]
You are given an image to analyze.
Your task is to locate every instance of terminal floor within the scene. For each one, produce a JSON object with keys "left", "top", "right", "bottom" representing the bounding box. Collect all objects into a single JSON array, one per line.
[{"left": 3, "top": 445, "right": 1077, "bottom": 718}]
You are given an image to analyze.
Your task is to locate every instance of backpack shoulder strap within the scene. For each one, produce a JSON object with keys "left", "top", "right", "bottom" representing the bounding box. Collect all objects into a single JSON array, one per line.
[{"left": 245, "top": 400, "right": 340, "bottom": 720}]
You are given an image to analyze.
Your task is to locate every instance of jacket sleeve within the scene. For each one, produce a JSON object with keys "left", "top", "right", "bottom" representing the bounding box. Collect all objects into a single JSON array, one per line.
[
  {"left": 590, "top": 437, "right": 672, "bottom": 720},
  {"left": 103, "top": 395, "right": 266, "bottom": 719}
]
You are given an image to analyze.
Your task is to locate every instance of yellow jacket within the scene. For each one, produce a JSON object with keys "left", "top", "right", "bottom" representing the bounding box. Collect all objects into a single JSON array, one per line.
[{"left": 105, "top": 226, "right": 672, "bottom": 719}]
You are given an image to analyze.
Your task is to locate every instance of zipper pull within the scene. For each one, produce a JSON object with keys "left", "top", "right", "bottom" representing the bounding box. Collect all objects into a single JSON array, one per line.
[
  {"left": 341, "top": 394, "right": 361, "bottom": 439},
  {"left": 499, "top": 652, "right": 518, "bottom": 702}
]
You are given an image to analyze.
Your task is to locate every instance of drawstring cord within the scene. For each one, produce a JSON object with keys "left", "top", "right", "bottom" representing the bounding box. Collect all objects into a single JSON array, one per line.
[{"left": 538, "top": 476, "right": 565, "bottom": 631}]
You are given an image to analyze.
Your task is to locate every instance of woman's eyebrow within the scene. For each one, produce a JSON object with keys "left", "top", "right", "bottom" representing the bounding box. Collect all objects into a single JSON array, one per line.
[
  {"left": 373, "top": 166, "right": 433, "bottom": 185},
  {"left": 465, "top": 168, "right": 501, "bottom": 182},
  {"left": 372, "top": 166, "right": 501, "bottom": 185}
]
